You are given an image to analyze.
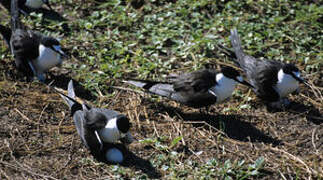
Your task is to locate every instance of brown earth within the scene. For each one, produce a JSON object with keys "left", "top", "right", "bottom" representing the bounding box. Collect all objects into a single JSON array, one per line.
[{"left": 0, "top": 53, "right": 322, "bottom": 179}]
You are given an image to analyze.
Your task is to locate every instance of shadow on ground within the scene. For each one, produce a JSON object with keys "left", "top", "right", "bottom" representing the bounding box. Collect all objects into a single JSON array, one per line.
[
  {"left": 46, "top": 72, "right": 96, "bottom": 101},
  {"left": 146, "top": 99, "right": 282, "bottom": 146},
  {"left": 288, "top": 101, "right": 322, "bottom": 125},
  {"left": 91, "top": 143, "right": 161, "bottom": 179}
]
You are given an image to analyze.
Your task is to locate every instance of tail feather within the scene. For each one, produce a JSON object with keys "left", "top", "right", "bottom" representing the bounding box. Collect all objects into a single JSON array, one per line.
[
  {"left": 124, "top": 79, "right": 174, "bottom": 98},
  {"left": 11, "top": 0, "right": 22, "bottom": 31},
  {"left": 216, "top": 44, "right": 240, "bottom": 67},
  {"left": 0, "top": 25, "right": 12, "bottom": 47},
  {"left": 229, "top": 29, "right": 245, "bottom": 63},
  {"left": 61, "top": 80, "right": 77, "bottom": 108},
  {"left": 56, "top": 80, "right": 83, "bottom": 116}
]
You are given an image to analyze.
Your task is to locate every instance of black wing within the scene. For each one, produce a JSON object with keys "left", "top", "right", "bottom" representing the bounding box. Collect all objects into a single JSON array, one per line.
[
  {"left": 252, "top": 60, "right": 283, "bottom": 102},
  {"left": 173, "top": 69, "right": 217, "bottom": 93},
  {"left": 171, "top": 69, "right": 218, "bottom": 107}
]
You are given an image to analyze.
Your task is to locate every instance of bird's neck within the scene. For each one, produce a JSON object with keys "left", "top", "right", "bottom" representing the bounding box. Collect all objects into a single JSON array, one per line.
[
  {"left": 214, "top": 73, "right": 237, "bottom": 103},
  {"left": 276, "top": 69, "right": 299, "bottom": 97}
]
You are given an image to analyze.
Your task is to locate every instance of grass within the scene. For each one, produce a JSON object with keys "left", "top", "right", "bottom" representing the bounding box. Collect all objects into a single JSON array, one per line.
[{"left": 0, "top": 0, "right": 322, "bottom": 179}]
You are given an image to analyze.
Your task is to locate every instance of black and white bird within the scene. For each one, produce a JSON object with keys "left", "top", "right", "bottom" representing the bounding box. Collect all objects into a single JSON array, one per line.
[
  {"left": 59, "top": 80, "right": 133, "bottom": 163},
  {"left": 124, "top": 66, "right": 253, "bottom": 109},
  {"left": 0, "top": 0, "right": 66, "bottom": 81},
  {"left": 228, "top": 28, "right": 308, "bottom": 109},
  {"left": 0, "top": 0, "right": 52, "bottom": 15},
  {"left": 22, "top": 0, "right": 52, "bottom": 10}
]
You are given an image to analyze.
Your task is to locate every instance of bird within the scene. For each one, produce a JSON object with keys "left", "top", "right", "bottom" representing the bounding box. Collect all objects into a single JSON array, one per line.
[
  {"left": 124, "top": 66, "right": 254, "bottom": 109},
  {"left": 0, "top": 0, "right": 52, "bottom": 15},
  {"left": 228, "top": 28, "right": 308, "bottom": 109},
  {"left": 23, "top": 0, "right": 52, "bottom": 10},
  {"left": 58, "top": 80, "right": 133, "bottom": 163},
  {"left": 0, "top": 0, "right": 67, "bottom": 82}
]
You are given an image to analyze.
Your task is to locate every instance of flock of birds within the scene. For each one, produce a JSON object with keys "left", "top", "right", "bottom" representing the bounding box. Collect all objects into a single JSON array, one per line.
[{"left": 0, "top": 0, "right": 310, "bottom": 164}]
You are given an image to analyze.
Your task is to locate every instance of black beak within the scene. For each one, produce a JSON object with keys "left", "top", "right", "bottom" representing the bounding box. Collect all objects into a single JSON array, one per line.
[
  {"left": 58, "top": 50, "right": 69, "bottom": 58},
  {"left": 296, "top": 76, "right": 311, "bottom": 87},
  {"left": 293, "top": 75, "right": 305, "bottom": 83},
  {"left": 236, "top": 78, "right": 254, "bottom": 88},
  {"left": 52, "top": 47, "right": 69, "bottom": 58},
  {"left": 291, "top": 73, "right": 311, "bottom": 88}
]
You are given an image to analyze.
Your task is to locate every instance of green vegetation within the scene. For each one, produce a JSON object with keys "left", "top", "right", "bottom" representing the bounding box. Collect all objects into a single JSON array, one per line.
[{"left": 0, "top": 0, "right": 321, "bottom": 179}]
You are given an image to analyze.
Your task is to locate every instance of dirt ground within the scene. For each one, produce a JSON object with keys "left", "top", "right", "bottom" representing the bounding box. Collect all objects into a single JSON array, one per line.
[{"left": 0, "top": 50, "right": 322, "bottom": 180}]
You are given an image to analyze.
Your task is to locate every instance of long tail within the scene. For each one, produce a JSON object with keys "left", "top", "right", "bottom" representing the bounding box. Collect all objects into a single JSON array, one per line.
[
  {"left": 216, "top": 44, "right": 241, "bottom": 67},
  {"left": 123, "top": 79, "right": 174, "bottom": 98},
  {"left": 229, "top": 29, "right": 246, "bottom": 64},
  {"left": 11, "top": 0, "right": 22, "bottom": 31},
  {"left": 55, "top": 80, "right": 83, "bottom": 116},
  {"left": 0, "top": 25, "right": 12, "bottom": 47}
]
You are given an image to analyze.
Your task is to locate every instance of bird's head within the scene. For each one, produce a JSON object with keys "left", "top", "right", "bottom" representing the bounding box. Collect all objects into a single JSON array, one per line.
[
  {"left": 221, "top": 66, "right": 254, "bottom": 88},
  {"left": 282, "top": 64, "right": 305, "bottom": 84},
  {"left": 40, "top": 37, "right": 68, "bottom": 58}
]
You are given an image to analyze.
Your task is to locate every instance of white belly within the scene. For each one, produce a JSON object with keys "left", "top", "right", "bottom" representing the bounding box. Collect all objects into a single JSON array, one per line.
[
  {"left": 34, "top": 45, "right": 62, "bottom": 74},
  {"left": 275, "top": 81, "right": 299, "bottom": 98},
  {"left": 275, "top": 71, "right": 299, "bottom": 98},
  {"left": 212, "top": 74, "right": 237, "bottom": 103},
  {"left": 25, "top": 0, "right": 44, "bottom": 9}
]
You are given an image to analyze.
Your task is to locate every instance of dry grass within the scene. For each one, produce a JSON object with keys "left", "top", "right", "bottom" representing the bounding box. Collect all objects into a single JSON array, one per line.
[
  {"left": 0, "top": 60, "right": 322, "bottom": 179},
  {"left": 0, "top": 0, "right": 322, "bottom": 179}
]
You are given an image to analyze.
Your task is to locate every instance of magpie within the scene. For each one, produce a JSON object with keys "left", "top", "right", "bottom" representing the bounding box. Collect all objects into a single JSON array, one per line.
[
  {"left": 58, "top": 80, "right": 133, "bottom": 162},
  {"left": 228, "top": 28, "right": 308, "bottom": 109},
  {"left": 0, "top": 0, "right": 52, "bottom": 15},
  {"left": 0, "top": 0, "right": 67, "bottom": 81},
  {"left": 124, "top": 66, "right": 253, "bottom": 109}
]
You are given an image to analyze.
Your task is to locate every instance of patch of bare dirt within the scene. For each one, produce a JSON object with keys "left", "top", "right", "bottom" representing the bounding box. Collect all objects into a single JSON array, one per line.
[{"left": 0, "top": 56, "right": 322, "bottom": 179}]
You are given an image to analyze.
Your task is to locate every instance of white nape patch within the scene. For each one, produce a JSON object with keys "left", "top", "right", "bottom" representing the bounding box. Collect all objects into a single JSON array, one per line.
[
  {"left": 98, "top": 117, "right": 121, "bottom": 143},
  {"left": 275, "top": 69, "right": 300, "bottom": 98},
  {"left": 209, "top": 73, "right": 238, "bottom": 103},
  {"left": 25, "top": 0, "right": 44, "bottom": 9},
  {"left": 105, "top": 148, "right": 124, "bottom": 163},
  {"left": 33, "top": 44, "right": 63, "bottom": 74}
]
